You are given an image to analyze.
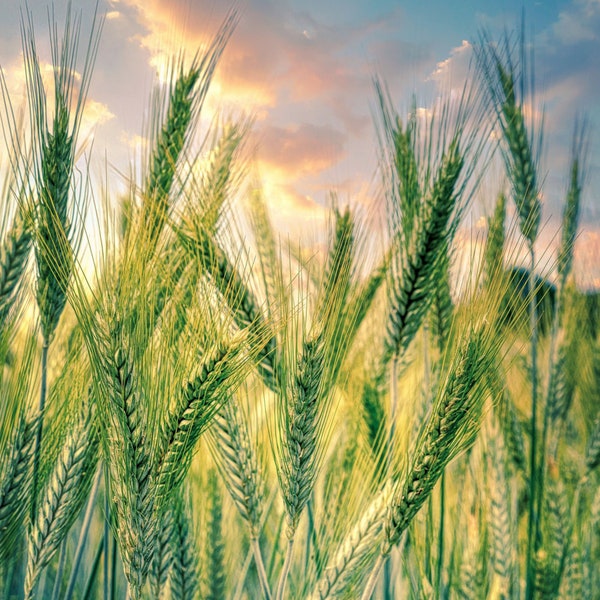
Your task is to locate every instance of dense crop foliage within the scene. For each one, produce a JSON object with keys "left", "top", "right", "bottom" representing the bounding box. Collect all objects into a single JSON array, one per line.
[{"left": 0, "top": 7, "right": 598, "bottom": 600}]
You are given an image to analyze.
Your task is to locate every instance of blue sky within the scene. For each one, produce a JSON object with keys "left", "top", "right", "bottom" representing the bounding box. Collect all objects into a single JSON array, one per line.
[{"left": 0, "top": 0, "right": 598, "bottom": 285}]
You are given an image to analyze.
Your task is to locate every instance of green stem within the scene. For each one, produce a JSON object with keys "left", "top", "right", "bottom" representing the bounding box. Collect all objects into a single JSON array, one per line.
[
  {"left": 267, "top": 511, "right": 285, "bottom": 584},
  {"left": 274, "top": 539, "right": 294, "bottom": 600},
  {"left": 382, "top": 355, "right": 399, "bottom": 600},
  {"left": 104, "top": 475, "right": 110, "bottom": 600},
  {"left": 82, "top": 536, "right": 104, "bottom": 600},
  {"left": 252, "top": 538, "right": 272, "bottom": 600},
  {"left": 51, "top": 538, "right": 68, "bottom": 600},
  {"left": 110, "top": 536, "right": 117, "bottom": 600},
  {"left": 65, "top": 468, "right": 102, "bottom": 600},
  {"left": 2, "top": 562, "right": 14, "bottom": 600},
  {"left": 535, "top": 285, "right": 562, "bottom": 551},
  {"left": 525, "top": 243, "right": 538, "bottom": 600},
  {"left": 305, "top": 499, "right": 313, "bottom": 579},
  {"left": 232, "top": 537, "right": 255, "bottom": 600},
  {"left": 383, "top": 557, "right": 393, "bottom": 600},
  {"left": 31, "top": 340, "right": 49, "bottom": 524},
  {"left": 436, "top": 473, "right": 445, "bottom": 592},
  {"left": 361, "top": 553, "right": 385, "bottom": 600}
]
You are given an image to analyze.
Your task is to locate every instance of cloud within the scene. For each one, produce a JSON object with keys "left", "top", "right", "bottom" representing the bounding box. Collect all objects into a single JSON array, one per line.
[
  {"left": 0, "top": 55, "right": 114, "bottom": 135},
  {"left": 255, "top": 176, "right": 327, "bottom": 237},
  {"left": 428, "top": 39, "right": 472, "bottom": 90},
  {"left": 255, "top": 122, "right": 347, "bottom": 176},
  {"left": 552, "top": 0, "right": 600, "bottom": 44},
  {"left": 115, "top": 1, "right": 410, "bottom": 130}
]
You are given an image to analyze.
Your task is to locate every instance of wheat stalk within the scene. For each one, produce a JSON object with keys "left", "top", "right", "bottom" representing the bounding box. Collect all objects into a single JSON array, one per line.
[
  {"left": 169, "top": 491, "right": 199, "bottom": 600},
  {"left": 309, "top": 480, "right": 394, "bottom": 600},
  {"left": 149, "top": 501, "right": 174, "bottom": 599},
  {"left": 24, "top": 401, "right": 98, "bottom": 599},
  {"left": 154, "top": 338, "right": 248, "bottom": 504},
  {"left": 141, "top": 14, "right": 237, "bottom": 245},
  {"left": 383, "top": 138, "right": 463, "bottom": 368},
  {"left": 177, "top": 221, "right": 280, "bottom": 392},
  {"left": 0, "top": 414, "right": 36, "bottom": 561},
  {"left": 0, "top": 211, "right": 32, "bottom": 326},
  {"left": 204, "top": 471, "right": 226, "bottom": 600},
  {"left": 361, "top": 325, "right": 493, "bottom": 599}
]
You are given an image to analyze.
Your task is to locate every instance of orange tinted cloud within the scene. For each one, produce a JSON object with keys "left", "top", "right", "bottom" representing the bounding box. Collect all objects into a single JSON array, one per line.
[
  {"left": 118, "top": 0, "right": 284, "bottom": 108},
  {"left": 256, "top": 122, "right": 347, "bottom": 176}
]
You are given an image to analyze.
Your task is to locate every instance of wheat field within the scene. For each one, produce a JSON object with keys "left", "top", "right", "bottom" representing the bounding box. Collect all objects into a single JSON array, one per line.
[{"left": 0, "top": 7, "right": 598, "bottom": 600}]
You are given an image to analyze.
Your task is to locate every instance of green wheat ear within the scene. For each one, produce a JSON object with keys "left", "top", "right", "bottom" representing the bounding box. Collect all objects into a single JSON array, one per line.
[
  {"left": 139, "top": 12, "right": 238, "bottom": 250},
  {"left": 24, "top": 401, "right": 98, "bottom": 599},
  {"left": 204, "top": 471, "right": 226, "bottom": 600},
  {"left": 0, "top": 414, "right": 37, "bottom": 560},
  {"left": 21, "top": 6, "right": 101, "bottom": 343},
  {"left": 474, "top": 30, "right": 542, "bottom": 246},
  {"left": 557, "top": 122, "right": 587, "bottom": 290},
  {"left": 279, "top": 329, "right": 327, "bottom": 538},
  {"left": 0, "top": 210, "right": 32, "bottom": 327},
  {"left": 384, "top": 326, "right": 493, "bottom": 551},
  {"left": 209, "top": 395, "right": 265, "bottom": 538},
  {"left": 484, "top": 192, "right": 507, "bottom": 284},
  {"left": 154, "top": 336, "right": 251, "bottom": 506},
  {"left": 383, "top": 137, "right": 463, "bottom": 367}
]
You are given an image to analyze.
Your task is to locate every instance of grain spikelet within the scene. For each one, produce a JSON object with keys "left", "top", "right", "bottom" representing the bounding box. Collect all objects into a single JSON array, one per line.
[
  {"left": 487, "top": 426, "right": 513, "bottom": 598},
  {"left": 280, "top": 330, "right": 326, "bottom": 537},
  {"left": 309, "top": 481, "right": 394, "bottom": 599},
  {"left": 169, "top": 491, "right": 199, "bottom": 600},
  {"left": 484, "top": 192, "right": 506, "bottom": 283},
  {"left": 0, "top": 212, "right": 32, "bottom": 326},
  {"left": 209, "top": 396, "right": 264, "bottom": 537},
  {"left": 383, "top": 139, "right": 463, "bottom": 366},
  {"left": 203, "top": 471, "right": 226, "bottom": 600},
  {"left": 142, "top": 13, "right": 237, "bottom": 243},
  {"left": 384, "top": 327, "right": 491, "bottom": 550},
  {"left": 149, "top": 503, "right": 174, "bottom": 599},
  {"left": 155, "top": 338, "right": 248, "bottom": 504},
  {"left": 475, "top": 33, "right": 541, "bottom": 244},
  {"left": 0, "top": 415, "right": 36, "bottom": 561},
  {"left": 557, "top": 123, "right": 586, "bottom": 288},
  {"left": 24, "top": 402, "right": 98, "bottom": 599}
]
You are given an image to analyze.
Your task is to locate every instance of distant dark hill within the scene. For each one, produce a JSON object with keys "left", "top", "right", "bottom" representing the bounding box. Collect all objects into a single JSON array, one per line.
[
  {"left": 499, "top": 267, "right": 600, "bottom": 337},
  {"left": 580, "top": 288, "right": 600, "bottom": 338},
  {"left": 501, "top": 267, "right": 556, "bottom": 335}
]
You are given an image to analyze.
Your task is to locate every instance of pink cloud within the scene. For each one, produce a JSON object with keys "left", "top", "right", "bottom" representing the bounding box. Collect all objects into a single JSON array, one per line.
[{"left": 255, "top": 122, "right": 347, "bottom": 176}]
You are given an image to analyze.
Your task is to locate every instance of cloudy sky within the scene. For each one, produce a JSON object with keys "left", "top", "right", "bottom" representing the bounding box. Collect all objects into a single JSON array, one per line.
[{"left": 0, "top": 0, "right": 599, "bottom": 286}]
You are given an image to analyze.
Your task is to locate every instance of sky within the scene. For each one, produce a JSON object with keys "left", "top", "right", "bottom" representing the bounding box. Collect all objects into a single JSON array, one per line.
[{"left": 0, "top": 0, "right": 599, "bottom": 287}]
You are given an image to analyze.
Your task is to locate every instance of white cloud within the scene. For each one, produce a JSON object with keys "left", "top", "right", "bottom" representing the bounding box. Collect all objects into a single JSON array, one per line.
[{"left": 552, "top": 0, "right": 600, "bottom": 44}]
